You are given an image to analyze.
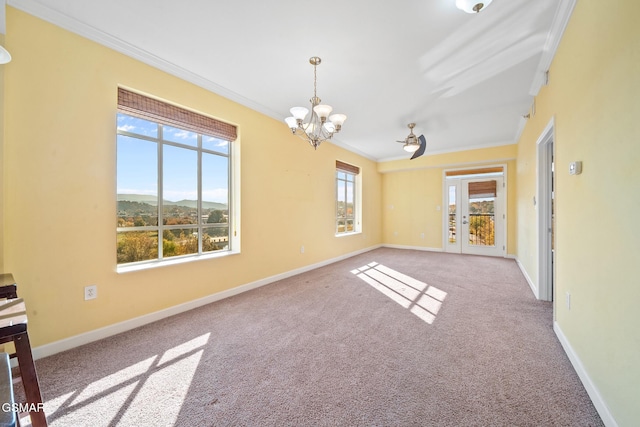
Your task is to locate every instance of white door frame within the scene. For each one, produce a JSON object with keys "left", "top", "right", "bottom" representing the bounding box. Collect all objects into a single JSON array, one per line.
[
  {"left": 460, "top": 176, "right": 505, "bottom": 257},
  {"left": 443, "top": 165, "right": 507, "bottom": 257},
  {"left": 444, "top": 179, "right": 462, "bottom": 253},
  {"left": 537, "top": 118, "right": 555, "bottom": 302}
]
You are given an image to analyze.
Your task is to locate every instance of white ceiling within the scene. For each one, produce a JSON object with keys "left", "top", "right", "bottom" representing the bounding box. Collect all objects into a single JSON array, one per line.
[{"left": 9, "top": 0, "right": 573, "bottom": 161}]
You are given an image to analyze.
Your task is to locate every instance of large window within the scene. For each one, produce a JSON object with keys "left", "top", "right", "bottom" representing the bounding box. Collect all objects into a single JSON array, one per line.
[
  {"left": 336, "top": 161, "right": 360, "bottom": 235},
  {"left": 116, "top": 88, "right": 237, "bottom": 266}
]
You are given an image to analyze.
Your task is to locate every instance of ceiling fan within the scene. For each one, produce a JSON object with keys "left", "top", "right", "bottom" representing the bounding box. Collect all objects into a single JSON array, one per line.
[{"left": 396, "top": 123, "right": 426, "bottom": 159}]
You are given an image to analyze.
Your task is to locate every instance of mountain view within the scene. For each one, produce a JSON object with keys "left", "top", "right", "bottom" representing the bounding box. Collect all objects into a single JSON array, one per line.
[
  {"left": 117, "top": 194, "right": 227, "bottom": 210},
  {"left": 117, "top": 194, "right": 230, "bottom": 264}
]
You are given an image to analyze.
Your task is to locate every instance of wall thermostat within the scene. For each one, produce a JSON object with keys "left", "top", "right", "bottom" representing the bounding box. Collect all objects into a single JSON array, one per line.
[{"left": 569, "top": 161, "right": 582, "bottom": 175}]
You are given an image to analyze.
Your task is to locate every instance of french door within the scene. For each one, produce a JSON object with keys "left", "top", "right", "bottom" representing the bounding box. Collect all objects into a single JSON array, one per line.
[{"left": 445, "top": 176, "right": 505, "bottom": 257}]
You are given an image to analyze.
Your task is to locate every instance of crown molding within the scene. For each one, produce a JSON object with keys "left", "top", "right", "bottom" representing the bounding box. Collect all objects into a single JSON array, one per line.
[
  {"left": 8, "top": 0, "right": 381, "bottom": 162},
  {"left": 529, "top": 0, "right": 577, "bottom": 96},
  {"left": 7, "top": 0, "right": 285, "bottom": 118}
]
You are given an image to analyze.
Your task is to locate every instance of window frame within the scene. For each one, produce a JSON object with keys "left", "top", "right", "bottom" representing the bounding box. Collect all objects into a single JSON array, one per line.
[
  {"left": 116, "top": 89, "right": 239, "bottom": 271},
  {"left": 335, "top": 161, "right": 361, "bottom": 236}
]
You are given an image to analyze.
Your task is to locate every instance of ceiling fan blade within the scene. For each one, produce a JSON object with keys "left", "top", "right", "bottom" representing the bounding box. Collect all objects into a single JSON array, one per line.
[{"left": 410, "top": 134, "right": 427, "bottom": 160}]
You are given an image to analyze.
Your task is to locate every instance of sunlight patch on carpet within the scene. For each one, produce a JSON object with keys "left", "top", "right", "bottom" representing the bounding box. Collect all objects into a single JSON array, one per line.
[
  {"left": 351, "top": 262, "right": 447, "bottom": 324},
  {"left": 71, "top": 356, "right": 158, "bottom": 406},
  {"left": 28, "top": 333, "right": 211, "bottom": 426}
]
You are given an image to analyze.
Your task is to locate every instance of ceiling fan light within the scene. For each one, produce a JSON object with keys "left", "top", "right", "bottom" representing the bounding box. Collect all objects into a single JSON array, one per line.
[
  {"left": 313, "top": 104, "right": 333, "bottom": 120},
  {"left": 455, "top": 0, "right": 492, "bottom": 13},
  {"left": 404, "top": 143, "right": 420, "bottom": 153},
  {"left": 0, "top": 45, "right": 11, "bottom": 64},
  {"left": 290, "top": 106, "right": 309, "bottom": 121}
]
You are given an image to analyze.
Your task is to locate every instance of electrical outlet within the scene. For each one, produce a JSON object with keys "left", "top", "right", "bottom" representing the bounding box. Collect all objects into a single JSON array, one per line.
[
  {"left": 85, "top": 285, "right": 97, "bottom": 301},
  {"left": 420, "top": 232, "right": 425, "bottom": 239},
  {"left": 300, "top": 245, "right": 305, "bottom": 254},
  {"left": 565, "top": 292, "right": 571, "bottom": 310}
]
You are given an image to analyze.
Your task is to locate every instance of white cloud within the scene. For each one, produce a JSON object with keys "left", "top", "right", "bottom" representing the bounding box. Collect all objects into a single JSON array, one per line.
[{"left": 117, "top": 124, "right": 137, "bottom": 132}]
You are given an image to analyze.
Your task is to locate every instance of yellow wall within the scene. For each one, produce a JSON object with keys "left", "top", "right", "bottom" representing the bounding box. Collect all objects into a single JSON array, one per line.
[
  {"left": 5, "top": 3, "right": 639, "bottom": 424},
  {"left": 516, "top": 1, "right": 640, "bottom": 425},
  {"left": 0, "top": 32, "right": 5, "bottom": 273},
  {"left": 380, "top": 145, "right": 517, "bottom": 255},
  {"left": 2, "top": 8, "right": 381, "bottom": 347}
]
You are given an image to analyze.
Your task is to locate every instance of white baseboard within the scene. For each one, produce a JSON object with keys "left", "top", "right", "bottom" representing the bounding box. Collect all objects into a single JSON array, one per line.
[
  {"left": 554, "top": 322, "right": 618, "bottom": 427},
  {"left": 32, "top": 244, "right": 382, "bottom": 360},
  {"left": 382, "top": 244, "right": 443, "bottom": 252},
  {"left": 515, "top": 257, "right": 538, "bottom": 299}
]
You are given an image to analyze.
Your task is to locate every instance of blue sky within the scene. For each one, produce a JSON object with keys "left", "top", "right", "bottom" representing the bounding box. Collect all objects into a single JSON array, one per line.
[{"left": 117, "top": 114, "right": 229, "bottom": 203}]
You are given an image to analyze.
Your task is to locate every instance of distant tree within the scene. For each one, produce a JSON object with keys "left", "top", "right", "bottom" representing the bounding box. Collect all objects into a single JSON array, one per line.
[
  {"left": 178, "top": 230, "right": 198, "bottom": 254},
  {"left": 469, "top": 215, "right": 495, "bottom": 246},
  {"left": 207, "top": 210, "right": 224, "bottom": 223},
  {"left": 117, "top": 232, "right": 157, "bottom": 263},
  {"left": 163, "top": 239, "right": 177, "bottom": 257}
]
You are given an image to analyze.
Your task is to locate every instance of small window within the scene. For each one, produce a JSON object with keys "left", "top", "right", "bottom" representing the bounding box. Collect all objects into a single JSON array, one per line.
[
  {"left": 116, "top": 88, "right": 237, "bottom": 267},
  {"left": 336, "top": 161, "right": 360, "bottom": 235}
]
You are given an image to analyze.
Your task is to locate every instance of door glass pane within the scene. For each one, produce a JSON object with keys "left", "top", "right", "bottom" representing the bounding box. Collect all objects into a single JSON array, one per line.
[
  {"left": 467, "top": 180, "right": 496, "bottom": 247},
  {"left": 448, "top": 185, "right": 456, "bottom": 244}
]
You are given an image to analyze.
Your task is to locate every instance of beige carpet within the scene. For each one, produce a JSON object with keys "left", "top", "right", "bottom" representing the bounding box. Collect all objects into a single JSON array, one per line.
[{"left": 21, "top": 248, "right": 603, "bottom": 426}]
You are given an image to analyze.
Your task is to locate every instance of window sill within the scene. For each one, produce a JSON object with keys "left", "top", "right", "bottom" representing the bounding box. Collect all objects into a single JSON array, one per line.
[
  {"left": 117, "top": 249, "right": 240, "bottom": 274},
  {"left": 335, "top": 231, "right": 362, "bottom": 238}
]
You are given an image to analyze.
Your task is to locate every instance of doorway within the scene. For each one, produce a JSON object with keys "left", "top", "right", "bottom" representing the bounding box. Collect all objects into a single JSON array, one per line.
[
  {"left": 445, "top": 168, "right": 506, "bottom": 257},
  {"left": 537, "top": 120, "right": 555, "bottom": 302}
]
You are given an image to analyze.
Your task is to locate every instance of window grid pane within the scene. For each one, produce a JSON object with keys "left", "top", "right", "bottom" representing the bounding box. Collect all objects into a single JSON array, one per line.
[
  {"left": 117, "top": 111, "right": 231, "bottom": 265},
  {"left": 336, "top": 170, "right": 356, "bottom": 234}
]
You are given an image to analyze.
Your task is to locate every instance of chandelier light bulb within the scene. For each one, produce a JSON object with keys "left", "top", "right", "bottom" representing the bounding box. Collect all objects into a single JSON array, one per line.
[
  {"left": 329, "top": 114, "right": 347, "bottom": 127},
  {"left": 313, "top": 104, "right": 333, "bottom": 121},
  {"left": 284, "top": 116, "right": 297, "bottom": 131},
  {"left": 0, "top": 46, "right": 11, "bottom": 64},
  {"left": 290, "top": 107, "right": 309, "bottom": 121}
]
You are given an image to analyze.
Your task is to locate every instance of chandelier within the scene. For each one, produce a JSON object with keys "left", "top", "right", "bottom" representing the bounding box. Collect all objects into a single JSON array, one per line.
[
  {"left": 0, "top": 45, "right": 11, "bottom": 64},
  {"left": 455, "top": 0, "right": 493, "bottom": 13},
  {"left": 284, "top": 57, "right": 347, "bottom": 150}
]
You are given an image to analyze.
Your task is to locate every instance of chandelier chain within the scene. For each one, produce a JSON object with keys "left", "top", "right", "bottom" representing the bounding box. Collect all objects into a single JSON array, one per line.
[{"left": 313, "top": 62, "right": 317, "bottom": 100}]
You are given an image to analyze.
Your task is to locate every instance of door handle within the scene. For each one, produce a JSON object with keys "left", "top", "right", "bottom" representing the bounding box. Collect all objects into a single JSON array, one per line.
[{"left": 462, "top": 220, "right": 468, "bottom": 224}]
